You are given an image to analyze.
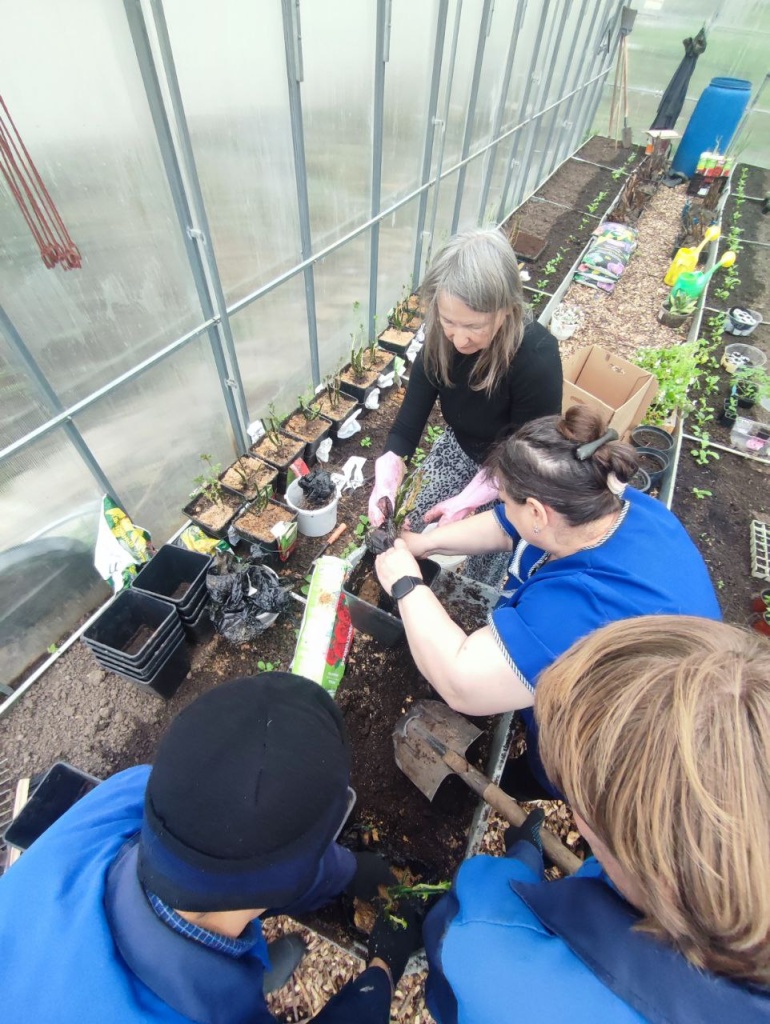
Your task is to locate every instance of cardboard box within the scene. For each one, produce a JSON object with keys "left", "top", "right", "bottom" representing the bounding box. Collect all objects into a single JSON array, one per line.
[{"left": 561, "top": 346, "right": 658, "bottom": 440}]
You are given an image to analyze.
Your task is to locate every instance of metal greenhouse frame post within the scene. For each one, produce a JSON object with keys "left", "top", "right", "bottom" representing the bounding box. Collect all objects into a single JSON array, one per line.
[
  {"left": 368, "top": 0, "right": 390, "bottom": 342},
  {"left": 0, "top": 305, "right": 126, "bottom": 508},
  {"left": 412, "top": 0, "right": 449, "bottom": 285},
  {"left": 281, "top": 0, "right": 321, "bottom": 387},
  {"left": 123, "top": 0, "right": 250, "bottom": 452},
  {"left": 449, "top": 0, "right": 494, "bottom": 234},
  {"left": 476, "top": 0, "right": 527, "bottom": 226},
  {"left": 574, "top": 0, "right": 626, "bottom": 151}
]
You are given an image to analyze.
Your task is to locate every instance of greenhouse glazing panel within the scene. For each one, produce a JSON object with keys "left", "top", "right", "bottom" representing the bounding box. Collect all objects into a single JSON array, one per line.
[
  {"left": 73, "top": 334, "right": 236, "bottom": 544},
  {"left": 376, "top": 196, "right": 423, "bottom": 321},
  {"left": 0, "top": 324, "right": 51, "bottom": 449},
  {"left": 0, "top": 0, "right": 201, "bottom": 409},
  {"left": 229, "top": 275, "right": 313, "bottom": 421},
  {"left": 161, "top": 0, "right": 302, "bottom": 308},
  {"left": 312, "top": 233, "right": 371, "bottom": 376},
  {"left": 300, "top": 3, "right": 376, "bottom": 246},
  {"left": 380, "top": 0, "right": 439, "bottom": 210},
  {"left": 0, "top": 432, "right": 110, "bottom": 684}
]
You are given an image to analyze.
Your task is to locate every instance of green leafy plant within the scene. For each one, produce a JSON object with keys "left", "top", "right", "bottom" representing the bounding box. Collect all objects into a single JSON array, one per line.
[
  {"left": 354, "top": 514, "right": 369, "bottom": 539},
  {"left": 251, "top": 482, "right": 274, "bottom": 515},
  {"left": 611, "top": 153, "right": 636, "bottom": 180},
  {"left": 733, "top": 364, "right": 770, "bottom": 405},
  {"left": 193, "top": 453, "right": 224, "bottom": 506},
  {"left": 360, "top": 435, "right": 372, "bottom": 448},
  {"left": 298, "top": 389, "right": 320, "bottom": 421},
  {"left": 633, "top": 341, "right": 704, "bottom": 425},
  {"left": 692, "top": 488, "right": 713, "bottom": 500},
  {"left": 585, "top": 190, "right": 608, "bottom": 216},
  {"left": 426, "top": 424, "right": 445, "bottom": 446},
  {"left": 257, "top": 659, "right": 280, "bottom": 672},
  {"left": 666, "top": 288, "right": 697, "bottom": 316},
  {"left": 382, "top": 881, "right": 451, "bottom": 928},
  {"left": 690, "top": 436, "right": 719, "bottom": 466},
  {"left": 47, "top": 643, "right": 58, "bottom": 654}
]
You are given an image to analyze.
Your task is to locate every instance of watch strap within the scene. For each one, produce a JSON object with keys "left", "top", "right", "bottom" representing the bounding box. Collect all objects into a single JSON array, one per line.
[{"left": 391, "top": 575, "right": 425, "bottom": 601}]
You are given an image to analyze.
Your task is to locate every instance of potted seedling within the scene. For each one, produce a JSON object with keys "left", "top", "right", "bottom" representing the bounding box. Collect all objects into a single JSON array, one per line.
[
  {"left": 183, "top": 453, "right": 243, "bottom": 539},
  {"left": 339, "top": 326, "right": 393, "bottom": 403},
  {"left": 658, "top": 288, "right": 696, "bottom": 329},
  {"left": 282, "top": 390, "right": 333, "bottom": 465},
  {"left": 313, "top": 371, "right": 360, "bottom": 437},
  {"left": 733, "top": 365, "right": 770, "bottom": 410},
  {"left": 720, "top": 391, "right": 739, "bottom": 427},
  {"left": 231, "top": 482, "right": 299, "bottom": 563},
  {"left": 249, "top": 404, "right": 306, "bottom": 494},
  {"left": 218, "top": 454, "right": 278, "bottom": 502}
]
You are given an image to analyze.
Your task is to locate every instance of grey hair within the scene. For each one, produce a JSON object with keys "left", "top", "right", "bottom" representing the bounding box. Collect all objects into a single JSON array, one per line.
[{"left": 420, "top": 228, "right": 530, "bottom": 394}]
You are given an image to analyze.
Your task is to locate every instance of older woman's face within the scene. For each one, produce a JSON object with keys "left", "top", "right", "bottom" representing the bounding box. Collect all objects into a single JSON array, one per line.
[{"left": 437, "top": 292, "right": 507, "bottom": 355}]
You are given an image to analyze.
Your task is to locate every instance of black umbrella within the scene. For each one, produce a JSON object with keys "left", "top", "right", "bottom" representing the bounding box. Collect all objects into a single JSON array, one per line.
[{"left": 650, "top": 28, "right": 707, "bottom": 131}]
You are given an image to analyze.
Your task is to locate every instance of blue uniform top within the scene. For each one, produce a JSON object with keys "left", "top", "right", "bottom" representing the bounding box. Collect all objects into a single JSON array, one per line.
[
  {"left": 0, "top": 766, "right": 389, "bottom": 1024},
  {"left": 487, "top": 488, "right": 722, "bottom": 792}
]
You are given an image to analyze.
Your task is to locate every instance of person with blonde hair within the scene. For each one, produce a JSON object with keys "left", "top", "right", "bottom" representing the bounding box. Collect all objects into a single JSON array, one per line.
[
  {"left": 368, "top": 227, "right": 562, "bottom": 583},
  {"left": 422, "top": 616, "right": 770, "bottom": 1023},
  {"left": 376, "top": 406, "right": 721, "bottom": 798}
]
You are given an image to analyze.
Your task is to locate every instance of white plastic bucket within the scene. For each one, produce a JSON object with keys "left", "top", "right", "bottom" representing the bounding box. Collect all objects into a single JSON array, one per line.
[{"left": 285, "top": 479, "right": 339, "bottom": 537}]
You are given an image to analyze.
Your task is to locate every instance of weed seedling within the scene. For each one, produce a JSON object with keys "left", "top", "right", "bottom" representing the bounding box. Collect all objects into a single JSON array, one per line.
[
  {"left": 354, "top": 515, "right": 369, "bottom": 539},
  {"left": 257, "top": 659, "right": 280, "bottom": 672},
  {"left": 360, "top": 435, "right": 372, "bottom": 448},
  {"left": 692, "top": 488, "right": 713, "bottom": 500}
]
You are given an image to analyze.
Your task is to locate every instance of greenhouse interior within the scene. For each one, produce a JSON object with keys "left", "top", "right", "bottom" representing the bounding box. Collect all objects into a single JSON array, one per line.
[{"left": 2, "top": 0, "right": 770, "bottom": 1018}]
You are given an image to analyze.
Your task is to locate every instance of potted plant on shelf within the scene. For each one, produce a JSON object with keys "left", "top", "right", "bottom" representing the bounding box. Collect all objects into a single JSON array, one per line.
[
  {"left": 339, "top": 333, "right": 393, "bottom": 403},
  {"left": 282, "top": 390, "right": 333, "bottom": 464},
  {"left": 719, "top": 391, "right": 739, "bottom": 427},
  {"left": 378, "top": 286, "right": 421, "bottom": 354},
  {"left": 231, "top": 483, "right": 298, "bottom": 563},
  {"left": 733, "top": 365, "right": 770, "bottom": 410},
  {"left": 249, "top": 404, "right": 307, "bottom": 493},
  {"left": 182, "top": 453, "right": 243, "bottom": 539},
  {"left": 657, "top": 288, "right": 696, "bottom": 329},
  {"left": 218, "top": 454, "right": 278, "bottom": 502}
]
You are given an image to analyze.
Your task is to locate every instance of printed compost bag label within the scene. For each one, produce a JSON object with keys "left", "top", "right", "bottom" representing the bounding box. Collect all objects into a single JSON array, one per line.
[{"left": 291, "top": 556, "right": 353, "bottom": 696}]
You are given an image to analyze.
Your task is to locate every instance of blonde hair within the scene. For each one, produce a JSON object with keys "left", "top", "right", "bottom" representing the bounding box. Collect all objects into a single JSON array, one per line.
[
  {"left": 420, "top": 228, "right": 529, "bottom": 395},
  {"left": 536, "top": 615, "right": 770, "bottom": 985}
]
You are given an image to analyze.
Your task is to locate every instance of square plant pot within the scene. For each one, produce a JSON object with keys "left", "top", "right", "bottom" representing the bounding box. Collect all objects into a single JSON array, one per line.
[
  {"left": 3, "top": 762, "right": 100, "bottom": 852},
  {"left": 218, "top": 455, "right": 279, "bottom": 502},
  {"left": 132, "top": 544, "right": 212, "bottom": 613},
  {"left": 281, "top": 411, "right": 334, "bottom": 465},
  {"left": 312, "top": 392, "right": 361, "bottom": 439},
  {"left": 231, "top": 499, "right": 299, "bottom": 563},
  {"left": 377, "top": 326, "right": 415, "bottom": 355},
  {"left": 83, "top": 590, "right": 181, "bottom": 663},
  {"left": 342, "top": 553, "right": 441, "bottom": 647},
  {"left": 339, "top": 352, "right": 395, "bottom": 404},
  {"left": 249, "top": 433, "right": 307, "bottom": 494},
  {"left": 182, "top": 489, "right": 243, "bottom": 540}
]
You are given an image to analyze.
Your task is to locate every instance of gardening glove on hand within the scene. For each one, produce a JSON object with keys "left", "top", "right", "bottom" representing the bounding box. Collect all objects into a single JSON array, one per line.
[
  {"left": 346, "top": 852, "right": 398, "bottom": 903},
  {"left": 367, "top": 902, "right": 424, "bottom": 986},
  {"left": 368, "top": 452, "right": 405, "bottom": 527},
  {"left": 504, "top": 808, "right": 545, "bottom": 855},
  {"left": 422, "top": 470, "right": 498, "bottom": 527}
]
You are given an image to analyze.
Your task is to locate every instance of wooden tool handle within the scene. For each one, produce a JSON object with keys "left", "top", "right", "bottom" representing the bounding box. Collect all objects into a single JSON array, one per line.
[
  {"left": 326, "top": 522, "right": 348, "bottom": 546},
  {"left": 442, "top": 749, "right": 582, "bottom": 876}
]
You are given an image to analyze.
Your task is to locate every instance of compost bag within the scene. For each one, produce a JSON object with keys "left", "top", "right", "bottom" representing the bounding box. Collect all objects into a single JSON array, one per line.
[{"left": 206, "top": 552, "right": 290, "bottom": 643}]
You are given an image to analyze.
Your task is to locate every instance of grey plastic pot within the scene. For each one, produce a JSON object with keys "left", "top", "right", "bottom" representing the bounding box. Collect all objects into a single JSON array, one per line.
[{"left": 633, "top": 446, "right": 670, "bottom": 489}]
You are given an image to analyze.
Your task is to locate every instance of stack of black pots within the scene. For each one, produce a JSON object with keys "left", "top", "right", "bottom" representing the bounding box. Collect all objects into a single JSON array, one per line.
[
  {"left": 83, "top": 589, "right": 190, "bottom": 699},
  {"left": 132, "top": 545, "right": 214, "bottom": 644}
]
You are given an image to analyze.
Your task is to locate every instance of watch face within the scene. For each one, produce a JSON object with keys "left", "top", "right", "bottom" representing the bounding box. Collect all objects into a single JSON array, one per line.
[{"left": 392, "top": 576, "right": 421, "bottom": 600}]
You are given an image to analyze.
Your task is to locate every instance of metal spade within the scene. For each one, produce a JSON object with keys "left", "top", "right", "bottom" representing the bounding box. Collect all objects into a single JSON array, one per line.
[{"left": 393, "top": 700, "right": 581, "bottom": 875}]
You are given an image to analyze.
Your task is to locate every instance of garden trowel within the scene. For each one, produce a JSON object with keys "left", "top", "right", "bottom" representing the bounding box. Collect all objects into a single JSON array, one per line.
[{"left": 393, "top": 700, "right": 581, "bottom": 875}]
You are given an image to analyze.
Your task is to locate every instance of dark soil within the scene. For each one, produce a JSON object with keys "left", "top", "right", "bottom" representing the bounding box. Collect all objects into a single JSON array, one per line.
[
  {"left": 313, "top": 392, "right": 358, "bottom": 424},
  {"left": 503, "top": 137, "right": 646, "bottom": 314},
  {"left": 169, "top": 582, "right": 191, "bottom": 600},
  {"left": 232, "top": 500, "right": 297, "bottom": 545},
  {"left": 632, "top": 430, "right": 673, "bottom": 451}
]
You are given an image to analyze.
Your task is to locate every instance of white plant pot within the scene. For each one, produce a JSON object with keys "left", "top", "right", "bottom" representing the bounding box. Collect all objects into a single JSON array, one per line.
[
  {"left": 724, "top": 308, "right": 762, "bottom": 337},
  {"left": 285, "top": 479, "right": 339, "bottom": 538},
  {"left": 550, "top": 307, "right": 581, "bottom": 342}
]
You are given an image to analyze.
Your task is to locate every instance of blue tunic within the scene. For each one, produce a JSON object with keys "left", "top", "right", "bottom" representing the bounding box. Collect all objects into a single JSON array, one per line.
[
  {"left": 488, "top": 488, "right": 722, "bottom": 791},
  {"left": 423, "top": 845, "right": 770, "bottom": 1024},
  {"left": 0, "top": 766, "right": 390, "bottom": 1024}
]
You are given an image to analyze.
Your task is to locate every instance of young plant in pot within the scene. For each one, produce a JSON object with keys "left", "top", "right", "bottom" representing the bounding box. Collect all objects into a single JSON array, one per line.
[
  {"left": 183, "top": 453, "right": 243, "bottom": 539},
  {"left": 733, "top": 365, "right": 770, "bottom": 410},
  {"left": 231, "top": 483, "right": 299, "bottom": 563},
  {"left": 249, "top": 404, "right": 306, "bottom": 492},
  {"left": 549, "top": 304, "right": 582, "bottom": 342},
  {"left": 314, "top": 371, "right": 359, "bottom": 434},
  {"left": 720, "top": 390, "right": 739, "bottom": 427},
  {"left": 282, "top": 390, "right": 333, "bottom": 464},
  {"left": 751, "top": 588, "right": 770, "bottom": 615},
  {"left": 340, "top": 307, "right": 394, "bottom": 401},
  {"left": 219, "top": 454, "right": 278, "bottom": 502},
  {"left": 658, "top": 288, "right": 696, "bottom": 329}
]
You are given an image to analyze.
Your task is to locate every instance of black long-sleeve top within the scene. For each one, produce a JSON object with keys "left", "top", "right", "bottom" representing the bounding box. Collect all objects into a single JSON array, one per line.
[{"left": 385, "top": 321, "right": 563, "bottom": 462}]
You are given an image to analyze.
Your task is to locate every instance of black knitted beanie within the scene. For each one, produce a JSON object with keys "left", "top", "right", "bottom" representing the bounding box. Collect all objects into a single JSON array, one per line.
[{"left": 137, "top": 673, "right": 351, "bottom": 911}]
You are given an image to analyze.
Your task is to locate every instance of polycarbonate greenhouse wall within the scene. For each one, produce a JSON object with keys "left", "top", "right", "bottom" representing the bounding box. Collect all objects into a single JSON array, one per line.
[{"left": 1, "top": 0, "right": 769, "bottom": 686}]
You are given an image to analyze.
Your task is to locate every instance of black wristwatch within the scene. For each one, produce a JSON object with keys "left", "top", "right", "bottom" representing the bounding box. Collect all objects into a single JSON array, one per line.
[{"left": 391, "top": 575, "right": 425, "bottom": 601}]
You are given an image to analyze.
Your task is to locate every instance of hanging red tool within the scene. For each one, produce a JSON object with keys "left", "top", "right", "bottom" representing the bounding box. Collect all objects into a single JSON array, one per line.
[{"left": 0, "top": 94, "right": 81, "bottom": 270}]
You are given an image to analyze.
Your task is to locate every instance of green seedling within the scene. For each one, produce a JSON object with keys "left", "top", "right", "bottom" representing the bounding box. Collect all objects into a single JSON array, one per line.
[
  {"left": 194, "top": 453, "right": 224, "bottom": 506},
  {"left": 354, "top": 514, "right": 369, "bottom": 539},
  {"left": 426, "top": 425, "right": 445, "bottom": 445},
  {"left": 47, "top": 643, "right": 58, "bottom": 654},
  {"left": 298, "top": 389, "right": 320, "bottom": 421},
  {"left": 257, "top": 659, "right": 280, "bottom": 672},
  {"left": 264, "top": 403, "right": 286, "bottom": 452},
  {"left": 692, "top": 488, "right": 713, "bottom": 500},
  {"left": 360, "top": 435, "right": 372, "bottom": 448},
  {"left": 383, "top": 881, "right": 451, "bottom": 928}
]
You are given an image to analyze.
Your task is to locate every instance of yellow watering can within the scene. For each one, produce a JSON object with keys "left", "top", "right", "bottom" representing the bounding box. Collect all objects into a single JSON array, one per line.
[{"left": 664, "top": 225, "right": 721, "bottom": 286}]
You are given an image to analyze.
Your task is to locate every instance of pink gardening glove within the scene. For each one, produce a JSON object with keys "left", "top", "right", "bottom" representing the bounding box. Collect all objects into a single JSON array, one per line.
[
  {"left": 368, "top": 452, "right": 406, "bottom": 527},
  {"left": 422, "top": 470, "right": 499, "bottom": 527}
]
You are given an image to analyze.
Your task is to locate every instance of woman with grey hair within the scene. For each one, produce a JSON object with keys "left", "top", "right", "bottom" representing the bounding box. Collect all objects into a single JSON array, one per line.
[{"left": 367, "top": 228, "right": 562, "bottom": 584}]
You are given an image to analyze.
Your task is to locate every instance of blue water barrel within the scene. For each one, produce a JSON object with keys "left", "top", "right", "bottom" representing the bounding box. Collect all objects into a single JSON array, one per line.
[{"left": 671, "top": 77, "right": 751, "bottom": 178}]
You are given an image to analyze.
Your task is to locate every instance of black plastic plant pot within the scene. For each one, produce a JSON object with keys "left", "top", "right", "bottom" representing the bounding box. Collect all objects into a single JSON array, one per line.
[
  {"left": 627, "top": 467, "right": 652, "bottom": 494},
  {"left": 249, "top": 434, "right": 307, "bottom": 495},
  {"left": 736, "top": 385, "right": 757, "bottom": 410},
  {"left": 83, "top": 590, "right": 180, "bottom": 663},
  {"left": 282, "top": 414, "right": 333, "bottom": 467},
  {"left": 231, "top": 499, "right": 299, "bottom": 563},
  {"left": 342, "top": 556, "right": 441, "bottom": 648},
  {"left": 111, "top": 636, "right": 191, "bottom": 700},
  {"left": 719, "top": 399, "right": 738, "bottom": 427},
  {"left": 630, "top": 425, "right": 674, "bottom": 453},
  {"left": 377, "top": 327, "right": 415, "bottom": 355},
  {"left": 633, "top": 446, "right": 670, "bottom": 489},
  {"left": 182, "top": 490, "right": 243, "bottom": 540},
  {"left": 132, "top": 545, "right": 211, "bottom": 613},
  {"left": 88, "top": 621, "right": 186, "bottom": 675},
  {"left": 2, "top": 762, "right": 100, "bottom": 852},
  {"left": 338, "top": 377, "right": 378, "bottom": 405},
  {"left": 218, "top": 455, "right": 279, "bottom": 503},
  {"left": 181, "top": 602, "right": 215, "bottom": 644}
]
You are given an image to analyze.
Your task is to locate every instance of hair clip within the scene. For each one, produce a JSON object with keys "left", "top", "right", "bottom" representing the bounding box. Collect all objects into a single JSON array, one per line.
[{"left": 575, "top": 428, "right": 619, "bottom": 461}]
